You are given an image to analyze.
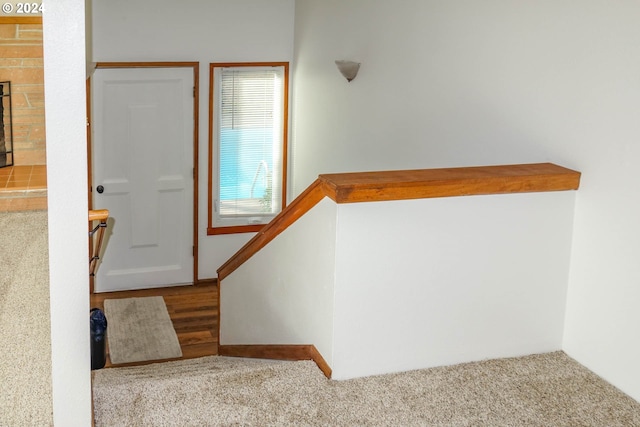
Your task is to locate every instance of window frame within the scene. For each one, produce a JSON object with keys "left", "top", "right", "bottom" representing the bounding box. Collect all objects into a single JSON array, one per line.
[{"left": 207, "top": 62, "right": 289, "bottom": 235}]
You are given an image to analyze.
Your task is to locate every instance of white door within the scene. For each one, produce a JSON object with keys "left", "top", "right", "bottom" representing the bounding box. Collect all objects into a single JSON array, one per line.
[{"left": 92, "top": 67, "right": 194, "bottom": 292}]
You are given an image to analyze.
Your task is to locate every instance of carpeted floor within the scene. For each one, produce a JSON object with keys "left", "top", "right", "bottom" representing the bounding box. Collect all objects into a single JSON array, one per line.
[
  {"left": 0, "top": 210, "right": 53, "bottom": 426},
  {"left": 4, "top": 211, "right": 639, "bottom": 427},
  {"left": 93, "top": 351, "right": 640, "bottom": 427}
]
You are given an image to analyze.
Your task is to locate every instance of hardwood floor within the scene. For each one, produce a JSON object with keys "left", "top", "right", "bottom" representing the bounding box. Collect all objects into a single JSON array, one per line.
[{"left": 89, "top": 280, "right": 218, "bottom": 368}]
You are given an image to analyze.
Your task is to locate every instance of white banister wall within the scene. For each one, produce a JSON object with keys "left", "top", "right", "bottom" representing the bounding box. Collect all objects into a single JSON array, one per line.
[
  {"left": 331, "top": 192, "right": 575, "bottom": 379},
  {"left": 220, "top": 198, "right": 338, "bottom": 366},
  {"left": 220, "top": 191, "right": 576, "bottom": 380}
]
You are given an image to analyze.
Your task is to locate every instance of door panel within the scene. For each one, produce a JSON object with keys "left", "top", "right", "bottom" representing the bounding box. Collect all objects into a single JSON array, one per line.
[{"left": 92, "top": 67, "right": 194, "bottom": 292}]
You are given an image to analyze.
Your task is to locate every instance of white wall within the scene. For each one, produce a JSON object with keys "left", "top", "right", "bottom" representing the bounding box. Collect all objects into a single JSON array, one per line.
[
  {"left": 43, "top": 0, "right": 93, "bottom": 424},
  {"left": 90, "top": 0, "right": 296, "bottom": 278},
  {"left": 331, "top": 192, "right": 575, "bottom": 379},
  {"left": 221, "top": 190, "right": 576, "bottom": 380},
  {"left": 293, "top": 0, "right": 640, "bottom": 399},
  {"left": 292, "top": 0, "right": 568, "bottom": 192},
  {"left": 220, "top": 198, "right": 337, "bottom": 365}
]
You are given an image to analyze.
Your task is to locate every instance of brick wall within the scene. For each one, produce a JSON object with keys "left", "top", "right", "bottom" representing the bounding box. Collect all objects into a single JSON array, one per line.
[{"left": 0, "top": 23, "right": 45, "bottom": 165}]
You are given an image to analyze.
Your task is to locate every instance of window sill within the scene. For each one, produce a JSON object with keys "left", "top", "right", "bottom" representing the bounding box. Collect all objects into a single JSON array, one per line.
[{"left": 207, "top": 224, "right": 265, "bottom": 236}]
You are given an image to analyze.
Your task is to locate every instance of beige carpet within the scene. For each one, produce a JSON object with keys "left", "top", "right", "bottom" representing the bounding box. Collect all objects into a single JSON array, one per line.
[
  {"left": 0, "top": 210, "right": 53, "bottom": 426},
  {"left": 92, "top": 351, "right": 640, "bottom": 426},
  {"left": 104, "top": 296, "right": 182, "bottom": 364}
]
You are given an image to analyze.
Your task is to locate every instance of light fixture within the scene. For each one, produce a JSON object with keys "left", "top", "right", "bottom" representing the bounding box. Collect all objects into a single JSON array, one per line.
[{"left": 335, "top": 60, "right": 361, "bottom": 82}]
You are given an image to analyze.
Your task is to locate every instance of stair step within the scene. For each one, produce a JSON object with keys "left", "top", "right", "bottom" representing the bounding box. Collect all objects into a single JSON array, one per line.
[
  {"left": 0, "top": 188, "right": 47, "bottom": 199},
  {"left": 93, "top": 356, "right": 298, "bottom": 384}
]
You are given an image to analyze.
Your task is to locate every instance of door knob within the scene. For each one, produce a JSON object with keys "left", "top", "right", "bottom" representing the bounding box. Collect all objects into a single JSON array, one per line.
[{"left": 96, "top": 185, "right": 104, "bottom": 194}]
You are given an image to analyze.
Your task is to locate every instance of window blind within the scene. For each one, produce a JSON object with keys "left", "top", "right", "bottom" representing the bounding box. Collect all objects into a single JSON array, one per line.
[{"left": 215, "top": 66, "right": 284, "bottom": 222}]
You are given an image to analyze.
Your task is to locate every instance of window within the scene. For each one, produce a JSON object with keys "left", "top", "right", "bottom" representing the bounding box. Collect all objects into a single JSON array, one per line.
[{"left": 208, "top": 62, "right": 289, "bottom": 235}]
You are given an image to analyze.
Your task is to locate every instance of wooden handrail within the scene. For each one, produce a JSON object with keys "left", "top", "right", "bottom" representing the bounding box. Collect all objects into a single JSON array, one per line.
[
  {"left": 217, "top": 163, "right": 580, "bottom": 280},
  {"left": 89, "top": 209, "right": 109, "bottom": 277},
  {"left": 218, "top": 180, "right": 330, "bottom": 280},
  {"left": 88, "top": 209, "right": 109, "bottom": 222}
]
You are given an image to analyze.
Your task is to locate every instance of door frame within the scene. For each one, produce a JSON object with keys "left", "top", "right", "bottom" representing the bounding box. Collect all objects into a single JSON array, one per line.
[{"left": 87, "top": 62, "right": 200, "bottom": 291}]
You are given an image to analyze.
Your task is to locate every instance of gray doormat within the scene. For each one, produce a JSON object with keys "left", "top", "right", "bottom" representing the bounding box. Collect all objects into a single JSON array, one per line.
[{"left": 104, "top": 296, "right": 182, "bottom": 364}]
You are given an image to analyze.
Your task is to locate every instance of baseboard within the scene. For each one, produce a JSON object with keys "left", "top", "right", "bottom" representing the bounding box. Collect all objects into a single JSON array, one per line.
[{"left": 218, "top": 344, "right": 332, "bottom": 379}]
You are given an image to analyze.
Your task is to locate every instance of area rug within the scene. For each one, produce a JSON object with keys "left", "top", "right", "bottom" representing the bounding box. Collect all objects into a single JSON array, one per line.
[{"left": 103, "top": 296, "right": 182, "bottom": 364}]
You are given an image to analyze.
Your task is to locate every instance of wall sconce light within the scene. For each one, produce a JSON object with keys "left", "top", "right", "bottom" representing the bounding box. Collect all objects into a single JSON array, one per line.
[{"left": 335, "top": 60, "right": 361, "bottom": 82}]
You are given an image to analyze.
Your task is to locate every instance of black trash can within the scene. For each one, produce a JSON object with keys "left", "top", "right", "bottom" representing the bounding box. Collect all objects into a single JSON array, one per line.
[{"left": 90, "top": 308, "right": 107, "bottom": 370}]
